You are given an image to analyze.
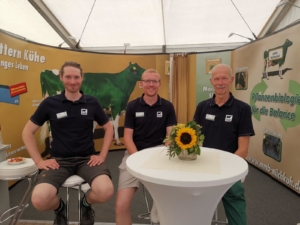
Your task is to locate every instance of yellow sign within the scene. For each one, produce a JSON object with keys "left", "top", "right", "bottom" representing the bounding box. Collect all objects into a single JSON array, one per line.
[{"left": 206, "top": 58, "right": 221, "bottom": 74}]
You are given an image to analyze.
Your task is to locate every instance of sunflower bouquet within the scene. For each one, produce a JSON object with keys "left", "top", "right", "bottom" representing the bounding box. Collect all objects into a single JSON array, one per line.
[{"left": 164, "top": 121, "right": 205, "bottom": 159}]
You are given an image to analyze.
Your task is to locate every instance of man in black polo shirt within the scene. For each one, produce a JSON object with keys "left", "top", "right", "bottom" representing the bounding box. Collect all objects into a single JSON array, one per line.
[
  {"left": 115, "top": 69, "right": 177, "bottom": 225},
  {"left": 193, "top": 64, "right": 254, "bottom": 225},
  {"left": 22, "top": 61, "right": 114, "bottom": 225}
]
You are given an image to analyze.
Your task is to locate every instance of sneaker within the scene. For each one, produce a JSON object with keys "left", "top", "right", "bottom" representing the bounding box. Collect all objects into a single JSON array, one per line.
[
  {"left": 150, "top": 203, "right": 159, "bottom": 224},
  {"left": 53, "top": 209, "right": 67, "bottom": 225},
  {"left": 81, "top": 203, "right": 95, "bottom": 225}
]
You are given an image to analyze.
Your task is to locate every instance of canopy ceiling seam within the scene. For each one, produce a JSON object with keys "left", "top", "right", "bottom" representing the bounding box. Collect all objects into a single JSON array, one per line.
[
  {"left": 161, "top": 0, "right": 167, "bottom": 53},
  {"left": 28, "top": 0, "right": 77, "bottom": 49},
  {"left": 76, "top": 0, "right": 97, "bottom": 49},
  {"left": 230, "top": 0, "right": 258, "bottom": 40}
]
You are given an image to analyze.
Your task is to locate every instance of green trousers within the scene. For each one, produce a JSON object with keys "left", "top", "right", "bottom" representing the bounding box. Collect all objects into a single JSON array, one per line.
[{"left": 222, "top": 181, "right": 247, "bottom": 225}]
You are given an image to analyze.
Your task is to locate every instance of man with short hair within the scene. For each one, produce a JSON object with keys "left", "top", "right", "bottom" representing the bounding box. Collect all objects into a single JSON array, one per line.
[
  {"left": 22, "top": 61, "right": 114, "bottom": 225},
  {"left": 115, "top": 69, "right": 177, "bottom": 225},
  {"left": 193, "top": 64, "right": 255, "bottom": 225}
]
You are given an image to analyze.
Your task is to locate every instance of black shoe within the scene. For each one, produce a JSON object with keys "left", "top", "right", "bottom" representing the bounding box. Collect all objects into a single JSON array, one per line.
[
  {"left": 81, "top": 203, "right": 95, "bottom": 225},
  {"left": 53, "top": 209, "right": 67, "bottom": 225}
]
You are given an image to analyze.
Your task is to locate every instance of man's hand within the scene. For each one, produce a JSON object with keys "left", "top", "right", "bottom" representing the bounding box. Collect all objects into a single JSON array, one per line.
[
  {"left": 36, "top": 159, "right": 59, "bottom": 170},
  {"left": 87, "top": 155, "right": 105, "bottom": 167},
  {"left": 164, "top": 141, "right": 171, "bottom": 147}
]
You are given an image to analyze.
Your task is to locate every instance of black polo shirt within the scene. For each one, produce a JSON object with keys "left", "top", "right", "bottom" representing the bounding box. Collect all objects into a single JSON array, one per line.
[
  {"left": 30, "top": 90, "right": 109, "bottom": 157},
  {"left": 193, "top": 93, "right": 255, "bottom": 154},
  {"left": 125, "top": 94, "right": 177, "bottom": 151}
]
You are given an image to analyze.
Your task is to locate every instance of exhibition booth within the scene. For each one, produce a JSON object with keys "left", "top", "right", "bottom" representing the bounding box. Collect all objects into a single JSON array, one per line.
[{"left": 0, "top": 17, "right": 300, "bottom": 224}]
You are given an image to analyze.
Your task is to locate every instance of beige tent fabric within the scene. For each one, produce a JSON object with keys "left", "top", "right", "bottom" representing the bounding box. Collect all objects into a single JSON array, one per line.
[{"left": 172, "top": 54, "right": 189, "bottom": 123}]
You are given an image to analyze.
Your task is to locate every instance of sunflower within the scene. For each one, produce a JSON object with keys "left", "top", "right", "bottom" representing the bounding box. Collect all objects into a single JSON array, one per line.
[
  {"left": 164, "top": 121, "right": 205, "bottom": 159},
  {"left": 175, "top": 127, "right": 197, "bottom": 149}
]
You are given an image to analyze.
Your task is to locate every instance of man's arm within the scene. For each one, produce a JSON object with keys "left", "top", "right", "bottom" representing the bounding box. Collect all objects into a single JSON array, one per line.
[
  {"left": 193, "top": 103, "right": 201, "bottom": 124},
  {"left": 164, "top": 126, "right": 173, "bottom": 146},
  {"left": 166, "top": 126, "right": 172, "bottom": 136},
  {"left": 22, "top": 120, "right": 59, "bottom": 170},
  {"left": 124, "top": 128, "right": 138, "bottom": 155},
  {"left": 99, "top": 121, "right": 114, "bottom": 159},
  {"left": 22, "top": 120, "right": 42, "bottom": 163},
  {"left": 235, "top": 136, "right": 250, "bottom": 159},
  {"left": 89, "top": 121, "right": 113, "bottom": 166}
]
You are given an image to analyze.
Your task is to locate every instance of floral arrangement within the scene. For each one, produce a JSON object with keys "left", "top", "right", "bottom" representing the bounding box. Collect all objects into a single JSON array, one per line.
[{"left": 164, "top": 121, "right": 205, "bottom": 159}]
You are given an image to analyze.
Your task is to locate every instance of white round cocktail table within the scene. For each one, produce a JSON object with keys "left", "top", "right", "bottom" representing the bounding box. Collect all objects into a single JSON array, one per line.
[
  {"left": 126, "top": 146, "right": 248, "bottom": 225},
  {"left": 0, "top": 158, "right": 38, "bottom": 225}
]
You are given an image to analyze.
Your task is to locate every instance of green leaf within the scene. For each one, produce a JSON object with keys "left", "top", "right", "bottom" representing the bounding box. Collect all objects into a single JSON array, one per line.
[
  {"left": 175, "top": 148, "right": 182, "bottom": 156},
  {"left": 196, "top": 146, "right": 200, "bottom": 155}
]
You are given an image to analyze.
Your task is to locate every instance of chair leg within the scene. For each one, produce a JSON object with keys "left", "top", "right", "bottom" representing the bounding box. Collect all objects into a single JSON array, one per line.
[
  {"left": 216, "top": 208, "right": 219, "bottom": 224},
  {"left": 78, "top": 184, "right": 82, "bottom": 223},
  {"left": 138, "top": 185, "right": 151, "bottom": 220},
  {"left": 143, "top": 185, "right": 150, "bottom": 215},
  {"left": 66, "top": 187, "right": 70, "bottom": 222},
  {"left": 212, "top": 204, "right": 228, "bottom": 225}
]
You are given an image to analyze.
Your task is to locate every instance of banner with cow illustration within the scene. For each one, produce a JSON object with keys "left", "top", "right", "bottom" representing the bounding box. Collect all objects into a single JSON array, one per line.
[
  {"left": 0, "top": 31, "right": 170, "bottom": 166},
  {"left": 231, "top": 22, "right": 300, "bottom": 193}
]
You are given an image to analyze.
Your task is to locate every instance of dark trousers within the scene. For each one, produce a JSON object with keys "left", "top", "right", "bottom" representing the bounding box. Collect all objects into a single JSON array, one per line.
[{"left": 222, "top": 181, "right": 247, "bottom": 225}]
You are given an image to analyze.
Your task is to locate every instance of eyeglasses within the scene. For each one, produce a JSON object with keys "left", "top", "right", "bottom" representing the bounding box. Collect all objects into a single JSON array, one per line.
[{"left": 141, "top": 80, "right": 160, "bottom": 84}]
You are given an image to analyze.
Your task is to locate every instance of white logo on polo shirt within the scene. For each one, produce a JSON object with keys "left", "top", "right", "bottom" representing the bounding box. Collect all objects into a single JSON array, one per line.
[
  {"left": 157, "top": 111, "right": 163, "bottom": 118},
  {"left": 225, "top": 115, "right": 233, "bottom": 122},
  {"left": 81, "top": 109, "right": 88, "bottom": 115}
]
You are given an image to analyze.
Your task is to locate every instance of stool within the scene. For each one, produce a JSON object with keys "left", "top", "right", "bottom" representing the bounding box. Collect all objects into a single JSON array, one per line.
[
  {"left": 138, "top": 184, "right": 155, "bottom": 225},
  {"left": 138, "top": 184, "right": 151, "bottom": 220},
  {"left": 0, "top": 158, "right": 38, "bottom": 225},
  {"left": 61, "top": 175, "right": 90, "bottom": 224},
  {"left": 212, "top": 203, "right": 228, "bottom": 225}
]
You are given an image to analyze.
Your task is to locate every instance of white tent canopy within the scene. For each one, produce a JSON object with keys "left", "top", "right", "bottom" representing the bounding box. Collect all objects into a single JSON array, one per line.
[{"left": 0, "top": 0, "right": 283, "bottom": 53}]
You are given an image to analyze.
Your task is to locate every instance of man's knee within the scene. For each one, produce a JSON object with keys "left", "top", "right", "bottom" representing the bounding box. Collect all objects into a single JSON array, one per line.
[
  {"left": 31, "top": 183, "right": 57, "bottom": 210},
  {"left": 115, "top": 198, "right": 128, "bottom": 215},
  {"left": 115, "top": 187, "right": 136, "bottom": 215},
  {"left": 91, "top": 175, "right": 114, "bottom": 202}
]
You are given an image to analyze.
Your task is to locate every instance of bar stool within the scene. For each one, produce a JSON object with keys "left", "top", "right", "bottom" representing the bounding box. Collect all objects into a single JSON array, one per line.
[
  {"left": 212, "top": 204, "right": 228, "bottom": 225},
  {"left": 138, "top": 184, "right": 151, "bottom": 219},
  {"left": 0, "top": 158, "right": 38, "bottom": 225},
  {"left": 61, "top": 175, "right": 90, "bottom": 224},
  {"left": 138, "top": 184, "right": 155, "bottom": 225}
]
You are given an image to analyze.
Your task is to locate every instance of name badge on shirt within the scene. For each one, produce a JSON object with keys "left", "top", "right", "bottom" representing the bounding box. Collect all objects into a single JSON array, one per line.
[
  {"left": 205, "top": 114, "right": 215, "bottom": 121},
  {"left": 56, "top": 111, "right": 67, "bottom": 119},
  {"left": 136, "top": 112, "right": 144, "bottom": 117}
]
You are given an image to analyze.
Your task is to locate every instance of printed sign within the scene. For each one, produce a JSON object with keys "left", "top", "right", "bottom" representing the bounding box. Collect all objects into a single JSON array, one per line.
[
  {"left": 9, "top": 82, "right": 27, "bottom": 97},
  {"left": 269, "top": 48, "right": 283, "bottom": 60},
  {"left": 206, "top": 58, "right": 221, "bottom": 74}
]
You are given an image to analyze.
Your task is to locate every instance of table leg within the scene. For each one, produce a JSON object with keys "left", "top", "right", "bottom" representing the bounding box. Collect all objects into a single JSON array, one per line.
[
  {"left": 141, "top": 180, "right": 234, "bottom": 225},
  {"left": 0, "top": 180, "right": 10, "bottom": 225},
  {"left": 0, "top": 147, "right": 10, "bottom": 225},
  {"left": 9, "top": 173, "right": 38, "bottom": 225}
]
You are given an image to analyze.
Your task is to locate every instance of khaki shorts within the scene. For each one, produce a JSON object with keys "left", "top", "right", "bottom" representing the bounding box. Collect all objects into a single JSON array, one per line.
[{"left": 118, "top": 151, "right": 139, "bottom": 190}]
